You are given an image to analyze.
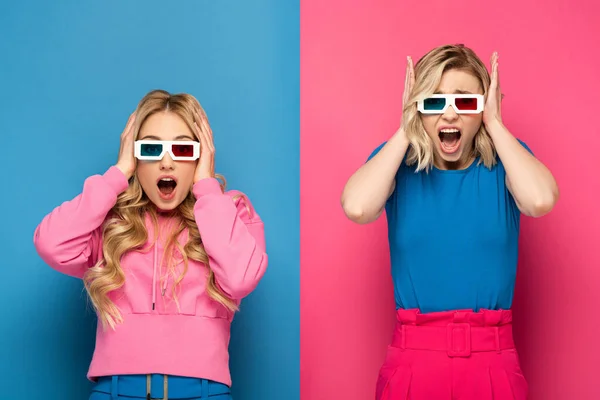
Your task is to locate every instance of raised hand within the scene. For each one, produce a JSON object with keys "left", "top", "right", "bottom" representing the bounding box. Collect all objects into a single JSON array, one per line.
[
  {"left": 483, "top": 52, "right": 502, "bottom": 127},
  {"left": 192, "top": 110, "right": 216, "bottom": 184},
  {"left": 115, "top": 112, "right": 137, "bottom": 179},
  {"left": 400, "top": 56, "right": 415, "bottom": 132}
]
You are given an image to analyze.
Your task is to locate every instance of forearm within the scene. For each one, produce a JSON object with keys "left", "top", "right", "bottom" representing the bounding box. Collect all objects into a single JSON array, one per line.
[
  {"left": 341, "top": 129, "right": 409, "bottom": 224},
  {"left": 192, "top": 179, "right": 268, "bottom": 299},
  {"left": 33, "top": 166, "right": 129, "bottom": 276},
  {"left": 487, "top": 119, "right": 559, "bottom": 217}
]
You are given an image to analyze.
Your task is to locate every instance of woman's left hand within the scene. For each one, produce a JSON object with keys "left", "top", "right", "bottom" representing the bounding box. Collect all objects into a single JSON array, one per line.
[
  {"left": 483, "top": 52, "right": 503, "bottom": 128},
  {"left": 193, "top": 110, "right": 216, "bottom": 183}
]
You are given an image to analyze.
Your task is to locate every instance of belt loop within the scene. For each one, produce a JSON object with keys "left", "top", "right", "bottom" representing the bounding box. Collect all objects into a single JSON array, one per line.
[
  {"left": 146, "top": 374, "right": 151, "bottom": 400},
  {"left": 164, "top": 375, "right": 169, "bottom": 400},
  {"left": 400, "top": 325, "right": 406, "bottom": 350},
  {"left": 201, "top": 378, "right": 209, "bottom": 398},
  {"left": 111, "top": 376, "right": 119, "bottom": 400},
  {"left": 494, "top": 326, "right": 501, "bottom": 353}
]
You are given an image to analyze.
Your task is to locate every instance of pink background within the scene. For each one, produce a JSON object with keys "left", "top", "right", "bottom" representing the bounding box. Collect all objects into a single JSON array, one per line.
[{"left": 300, "top": 1, "right": 600, "bottom": 399}]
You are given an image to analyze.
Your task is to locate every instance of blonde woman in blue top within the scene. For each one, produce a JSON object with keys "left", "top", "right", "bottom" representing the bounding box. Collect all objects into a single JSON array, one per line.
[{"left": 342, "top": 44, "right": 558, "bottom": 399}]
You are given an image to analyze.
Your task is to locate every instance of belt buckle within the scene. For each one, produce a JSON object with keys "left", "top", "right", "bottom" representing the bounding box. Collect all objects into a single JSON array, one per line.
[
  {"left": 146, "top": 374, "right": 169, "bottom": 400},
  {"left": 446, "top": 322, "right": 471, "bottom": 357}
]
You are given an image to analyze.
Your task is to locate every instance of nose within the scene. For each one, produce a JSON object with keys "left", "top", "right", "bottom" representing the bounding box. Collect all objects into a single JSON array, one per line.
[
  {"left": 159, "top": 152, "right": 175, "bottom": 170},
  {"left": 441, "top": 104, "right": 459, "bottom": 121}
]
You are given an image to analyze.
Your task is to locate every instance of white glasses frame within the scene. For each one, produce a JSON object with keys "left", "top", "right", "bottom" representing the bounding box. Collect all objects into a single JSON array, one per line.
[
  {"left": 134, "top": 140, "right": 200, "bottom": 161},
  {"left": 417, "top": 94, "right": 485, "bottom": 114}
]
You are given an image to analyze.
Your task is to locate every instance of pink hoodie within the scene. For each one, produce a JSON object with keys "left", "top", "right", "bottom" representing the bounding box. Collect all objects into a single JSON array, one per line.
[{"left": 33, "top": 166, "right": 268, "bottom": 386}]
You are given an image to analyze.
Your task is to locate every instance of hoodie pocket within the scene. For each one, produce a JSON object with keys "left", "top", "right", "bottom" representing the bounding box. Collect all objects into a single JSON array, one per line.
[
  {"left": 159, "top": 276, "right": 198, "bottom": 316},
  {"left": 157, "top": 281, "right": 232, "bottom": 318},
  {"left": 120, "top": 249, "right": 232, "bottom": 318},
  {"left": 157, "top": 259, "right": 232, "bottom": 319},
  {"left": 121, "top": 251, "right": 154, "bottom": 315}
]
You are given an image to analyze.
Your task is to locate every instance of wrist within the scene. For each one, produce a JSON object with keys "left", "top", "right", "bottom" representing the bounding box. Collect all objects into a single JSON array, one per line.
[
  {"left": 194, "top": 174, "right": 214, "bottom": 184},
  {"left": 484, "top": 117, "right": 505, "bottom": 137},
  {"left": 115, "top": 163, "right": 133, "bottom": 180},
  {"left": 391, "top": 127, "right": 410, "bottom": 147},
  {"left": 192, "top": 176, "right": 222, "bottom": 197}
]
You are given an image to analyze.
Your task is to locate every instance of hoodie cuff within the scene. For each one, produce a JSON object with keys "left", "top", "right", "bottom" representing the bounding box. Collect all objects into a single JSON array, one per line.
[
  {"left": 192, "top": 178, "right": 223, "bottom": 198},
  {"left": 103, "top": 166, "right": 130, "bottom": 196}
]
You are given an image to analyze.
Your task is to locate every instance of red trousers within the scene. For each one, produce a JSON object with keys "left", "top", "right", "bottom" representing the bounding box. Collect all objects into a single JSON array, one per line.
[{"left": 376, "top": 309, "right": 528, "bottom": 400}]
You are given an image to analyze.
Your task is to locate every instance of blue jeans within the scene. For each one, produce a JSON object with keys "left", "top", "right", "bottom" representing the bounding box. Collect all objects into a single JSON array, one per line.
[{"left": 89, "top": 374, "right": 232, "bottom": 399}]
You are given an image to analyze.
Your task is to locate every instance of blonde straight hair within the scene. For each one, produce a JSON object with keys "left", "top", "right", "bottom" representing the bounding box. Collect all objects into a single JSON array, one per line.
[
  {"left": 83, "top": 89, "right": 238, "bottom": 330},
  {"left": 404, "top": 44, "right": 497, "bottom": 172}
]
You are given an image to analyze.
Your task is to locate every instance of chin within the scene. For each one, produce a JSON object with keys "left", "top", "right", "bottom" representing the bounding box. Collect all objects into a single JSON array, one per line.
[
  {"left": 153, "top": 202, "right": 179, "bottom": 212},
  {"left": 147, "top": 190, "right": 187, "bottom": 212},
  {"left": 434, "top": 146, "right": 474, "bottom": 171},
  {"left": 438, "top": 150, "right": 463, "bottom": 163}
]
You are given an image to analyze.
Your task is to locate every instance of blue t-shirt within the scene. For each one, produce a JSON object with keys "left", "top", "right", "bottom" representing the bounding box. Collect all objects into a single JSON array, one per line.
[{"left": 368, "top": 140, "right": 532, "bottom": 313}]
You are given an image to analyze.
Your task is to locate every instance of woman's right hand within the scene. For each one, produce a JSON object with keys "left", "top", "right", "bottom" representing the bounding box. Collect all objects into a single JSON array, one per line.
[
  {"left": 398, "top": 56, "right": 415, "bottom": 134},
  {"left": 115, "top": 112, "right": 137, "bottom": 180}
]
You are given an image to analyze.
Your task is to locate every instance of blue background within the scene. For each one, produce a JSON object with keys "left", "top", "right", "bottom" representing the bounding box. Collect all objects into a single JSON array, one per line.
[{"left": 0, "top": 2, "right": 299, "bottom": 399}]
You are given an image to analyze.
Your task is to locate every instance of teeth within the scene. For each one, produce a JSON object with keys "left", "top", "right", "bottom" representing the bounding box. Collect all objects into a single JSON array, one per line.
[
  {"left": 160, "top": 178, "right": 174, "bottom": 181},
  {"left": 440, "top": 129, "right": 459, "bottom": 133}
]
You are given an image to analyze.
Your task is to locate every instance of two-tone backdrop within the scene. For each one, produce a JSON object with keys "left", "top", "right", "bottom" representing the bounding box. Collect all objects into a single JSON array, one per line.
[{"left": 2, "top": 1, "right": 599, "bottom": 399}]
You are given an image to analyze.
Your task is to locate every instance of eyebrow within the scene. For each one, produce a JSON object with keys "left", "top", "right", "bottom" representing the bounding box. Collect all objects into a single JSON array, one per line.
[
  {"left": 138, "top": 134, "right": 196, "bottom": 141},
  {"left": 434, "top": 89, "right": 474, "bottom": 94}
]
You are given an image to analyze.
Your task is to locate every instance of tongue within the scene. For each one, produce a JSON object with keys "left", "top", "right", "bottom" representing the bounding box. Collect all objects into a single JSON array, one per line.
[
  {"left": 159, "top": 186, "right": 175, "bottom": 195},
  {"left": 440, "top": 132, "right": 460, "bottom": 153},
  {"left": 158, "top": 181, "right": 176, "bottom": 195},
  {"left": 441, "top": 132, "right": 459, "bottom": 145}
]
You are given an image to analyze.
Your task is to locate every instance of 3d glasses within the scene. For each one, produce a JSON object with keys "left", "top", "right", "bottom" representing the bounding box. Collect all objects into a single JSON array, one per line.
[
  {"left": 134, "top": 140, "right": 200, "bottom": 161},
  {"left": 417, "top": 94, "right": 484, "bottom": 114}
]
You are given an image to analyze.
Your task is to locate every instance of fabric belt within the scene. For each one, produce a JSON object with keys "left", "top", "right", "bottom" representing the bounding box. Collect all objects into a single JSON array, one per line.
[{"left": 92, "top": 374, "right": 231, "bottom": 399}]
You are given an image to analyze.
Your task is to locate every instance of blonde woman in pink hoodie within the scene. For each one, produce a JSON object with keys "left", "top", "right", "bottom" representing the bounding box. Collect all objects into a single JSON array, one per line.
[{"left": 34, "top": 89, "right": 268, "bottom": 400}]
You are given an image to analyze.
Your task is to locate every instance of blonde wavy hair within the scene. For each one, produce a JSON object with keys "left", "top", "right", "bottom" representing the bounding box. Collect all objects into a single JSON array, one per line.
[
  {"left": 84, "top": 89, "right": 238, "bottom": 330},
  {"left": 404, "top": 44, "right": 497, "bottom": 172}
]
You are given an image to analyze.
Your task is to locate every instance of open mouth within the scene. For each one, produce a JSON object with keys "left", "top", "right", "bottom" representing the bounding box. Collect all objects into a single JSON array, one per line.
[
  {"left": 438, "top": 128, "right": 461, "bottom": 154},
  {"left": 157, "top": 177, "right": 177, "bottom": 197}
]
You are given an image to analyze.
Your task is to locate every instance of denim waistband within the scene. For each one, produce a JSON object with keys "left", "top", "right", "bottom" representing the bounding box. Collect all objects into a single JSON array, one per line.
[{"left": 92, "top": 374, "right": 231, "bottom": 399}]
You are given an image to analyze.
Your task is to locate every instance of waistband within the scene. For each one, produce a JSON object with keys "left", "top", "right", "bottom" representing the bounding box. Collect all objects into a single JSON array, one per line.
[
  {"left": 391, "top": 308, "right": 515, "bottom": 357},
  {"left": 92, "top": 374, "right": 231, "bottom": 399}
]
